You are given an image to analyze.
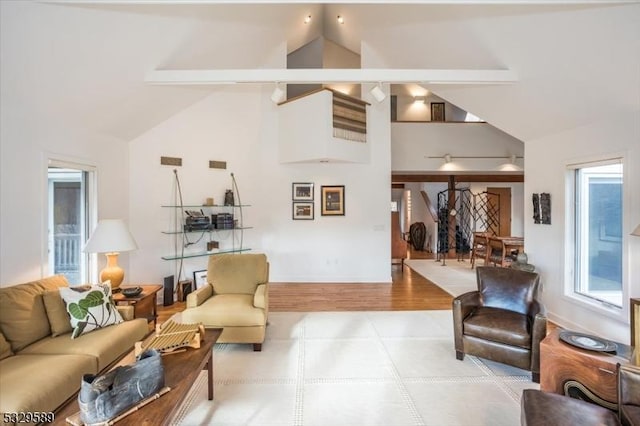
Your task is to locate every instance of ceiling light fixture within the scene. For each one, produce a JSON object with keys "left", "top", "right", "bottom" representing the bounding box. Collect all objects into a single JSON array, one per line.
[
  {"left": 270, "top": 83, "right": 286, "bottom": 104},
  {"left": 444, "top": 154, "right": 452, "bottom": 163},
  {"left": 337, "top": 15, "right": 344, "bottom": 24},
  {"left": 370, "top": 83, "right": 386, "bottom": 103},
  {"left": 304, "top": 15, "right": 311, "bottom": 24}
]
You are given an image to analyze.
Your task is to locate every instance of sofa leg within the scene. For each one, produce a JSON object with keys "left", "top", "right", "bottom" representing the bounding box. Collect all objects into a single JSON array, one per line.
[
  {"left": 456, "top": 350, "right": 464, "bottom": 360},
  {"left": 253, "top": 343, "right": 262, "bottom": 352},
  {"left": 532, "top": 372, "right": 540, "bottom": 383}
]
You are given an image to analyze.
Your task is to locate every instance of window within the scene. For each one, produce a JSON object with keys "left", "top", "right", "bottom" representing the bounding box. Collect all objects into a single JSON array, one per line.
[
  {"left": 47, "top": 161, "right": 96, "bottom": 284},
  {"left": 570, "top": 160, "right": 623, "bottom": 308}
]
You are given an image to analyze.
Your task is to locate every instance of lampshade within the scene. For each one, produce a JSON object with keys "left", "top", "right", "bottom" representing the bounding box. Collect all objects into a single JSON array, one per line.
[
  {"left": 84, "top": 219, "right": 138, "bottom": 253},
  {"left": 632, "top": 224, "right": 640, "bottom": 237}
]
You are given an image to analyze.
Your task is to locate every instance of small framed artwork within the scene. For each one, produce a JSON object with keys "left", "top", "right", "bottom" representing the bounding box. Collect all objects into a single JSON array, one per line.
[
  {"left": 321, "top": 185, "right": 345, "bottom": 216},
  {"left": 293, "top": 202, "right": 314, "bottom": 220},
  {"left": 193, "top": 270, "right": 208, "bottom": 289},
  {"left": 293, "top": 182, "right": 314, "bottom": 201},
  {"left": 431, "top": 102, "right": 445, "bottom": 122}
]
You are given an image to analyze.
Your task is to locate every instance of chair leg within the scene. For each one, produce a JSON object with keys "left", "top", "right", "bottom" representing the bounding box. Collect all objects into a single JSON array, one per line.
[
  {"left": 532, "top": 372, "right": 540, "bottom": 383},
  {"left": 253, "top": 343, "right": 262, "bottom": 352},
  {"left": 456, "top": 350, "right": 464, "bottom": 360}
]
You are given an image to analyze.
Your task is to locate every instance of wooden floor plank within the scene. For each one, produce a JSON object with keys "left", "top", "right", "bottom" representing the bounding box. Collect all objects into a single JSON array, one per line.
[{"left": 157, "top": 250, "right": 450, "bottom": 323}]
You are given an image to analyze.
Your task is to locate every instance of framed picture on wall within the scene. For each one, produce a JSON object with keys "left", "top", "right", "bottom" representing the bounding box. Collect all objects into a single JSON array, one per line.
[
  {"left": 293, "top": 202, "right": 314, "bottom": 220},
  {"left": 193, "top": 270, "right": 207, "bottom": 289},
  {"left": 321, "top": 185, "right": 345, "bottom": 216},
  {"left": 431, "top": 102, "right": 445, "bottom": 122},
  {"left": 292, "top": 182, "right": 314, "bottom": 201}
]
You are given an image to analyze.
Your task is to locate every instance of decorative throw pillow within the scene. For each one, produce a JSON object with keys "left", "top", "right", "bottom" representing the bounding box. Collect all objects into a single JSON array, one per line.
[
  {"left": 43, "top": 289, "right": 73, "bottom": 337},
  {"left": 59, "top": 282, "right": 123, "bottom": 339}
]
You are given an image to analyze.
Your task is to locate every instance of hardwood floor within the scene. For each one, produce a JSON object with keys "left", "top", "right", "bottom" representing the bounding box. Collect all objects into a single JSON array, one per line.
[{"left": 157, "top": 249, "right": 450, "bottom": 323}]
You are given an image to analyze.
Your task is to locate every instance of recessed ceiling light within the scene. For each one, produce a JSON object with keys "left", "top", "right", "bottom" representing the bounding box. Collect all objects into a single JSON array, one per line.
[
  {"left": 337, "top": 15, "right": 344, "bottom": 24},
  {"left": 304, "top": 15, "right": 311, "bottom": 24}
]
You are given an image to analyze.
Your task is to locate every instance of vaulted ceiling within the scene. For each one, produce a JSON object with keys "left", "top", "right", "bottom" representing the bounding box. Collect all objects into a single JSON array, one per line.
[{"left": 1, "top": 1, "right": 638, "bottom": 142}]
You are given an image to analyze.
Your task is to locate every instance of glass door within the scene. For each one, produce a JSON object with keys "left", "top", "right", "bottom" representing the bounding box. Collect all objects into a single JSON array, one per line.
[{"left": 47, "top": 163, "right": 95, "bottom": 284}]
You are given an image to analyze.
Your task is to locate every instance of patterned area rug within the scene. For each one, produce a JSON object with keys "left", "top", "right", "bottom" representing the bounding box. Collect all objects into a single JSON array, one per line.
[
  {"left": 405, "top": 259, "right": 478, "bottom": 297},
  {"left": 171, "top": 311, "right": 538, "bottom": 426}
]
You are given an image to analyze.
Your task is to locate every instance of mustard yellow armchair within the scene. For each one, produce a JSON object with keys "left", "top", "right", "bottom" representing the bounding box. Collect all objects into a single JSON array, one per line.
[{"left": 181, "top": 253, "right": 269, "bottom": 351}]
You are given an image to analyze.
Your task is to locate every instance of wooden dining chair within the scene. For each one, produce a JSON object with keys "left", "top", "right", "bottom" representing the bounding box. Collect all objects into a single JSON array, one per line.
[
  {"left": 470, "top": 232, "right": 490, "bottom": 269},
  {"left": 487, "top": 236, "right": 513, "bottom": 267}
]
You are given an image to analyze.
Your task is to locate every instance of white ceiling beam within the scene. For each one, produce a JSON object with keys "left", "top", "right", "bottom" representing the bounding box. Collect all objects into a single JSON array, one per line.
[{"left": 145, "top": 68, "right": 517, "bottom": 85}]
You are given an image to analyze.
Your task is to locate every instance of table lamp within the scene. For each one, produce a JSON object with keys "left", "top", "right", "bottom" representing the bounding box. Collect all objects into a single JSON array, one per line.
[{"left": 84, "top": 219, "right": 138, "bottom": 291}]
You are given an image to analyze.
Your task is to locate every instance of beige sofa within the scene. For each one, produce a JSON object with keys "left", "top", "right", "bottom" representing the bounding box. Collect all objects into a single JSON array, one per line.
[
  {"left": 0, "top": 275, "right": 149, "bottom": 426},
  {"left": 181, "top": 253, "right": 269, "bottom": 351}
]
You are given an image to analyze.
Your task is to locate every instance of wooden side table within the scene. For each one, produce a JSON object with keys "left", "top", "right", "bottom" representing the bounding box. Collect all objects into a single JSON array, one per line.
[
  {"left": 114, "top": 285, "right": 163, "bottom": 327},
  {"left": 540, "top": 328, "right": 635, "bottom": 405}
]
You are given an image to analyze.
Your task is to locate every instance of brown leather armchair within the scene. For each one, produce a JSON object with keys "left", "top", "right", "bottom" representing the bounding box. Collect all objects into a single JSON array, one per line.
[
  {"left": 453, "top": 266, "right": 547, "bottom": 382},
  {"left": 521, "top": 363, "right": 640, "bottom": 426}
]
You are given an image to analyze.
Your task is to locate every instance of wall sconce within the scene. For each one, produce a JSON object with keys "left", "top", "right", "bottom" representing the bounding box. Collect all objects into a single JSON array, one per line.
[
  {"left": 271, "top": 83, "right": 286, "bottom": 104},
  {"left": 413, "top": 96, "right": 426, "bottom": 104},
  {"left": 632, "top": 224, "right": 640, "bottom": 237},
  {"left": 444, "top": 154, "right": 452, "bottom": 163},
  {"left": 370, "top": 83, "right": 386, "bottom": 103},
  {"left": 337, "top": 15, "right": 344, "bottom": 24},
  {"left": 304, "top": 15, "right": 311, "bottom": 24}
]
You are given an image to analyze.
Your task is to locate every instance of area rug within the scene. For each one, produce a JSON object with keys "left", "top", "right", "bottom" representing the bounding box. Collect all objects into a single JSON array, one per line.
[
  {"left": 405, "top": 259, "right": 478, "bottom": 297},
  {"left": 171, "top": 311, "right": 538, "bottom": 426}
]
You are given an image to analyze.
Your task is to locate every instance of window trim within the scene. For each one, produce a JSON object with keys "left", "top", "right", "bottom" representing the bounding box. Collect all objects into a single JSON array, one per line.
[{"left": 563, "top": 154, "right": 628, "bottom": 322}]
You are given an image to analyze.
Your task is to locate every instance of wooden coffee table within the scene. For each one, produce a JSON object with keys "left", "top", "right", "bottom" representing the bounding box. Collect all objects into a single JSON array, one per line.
[{"left": 53, "top": 327, "right": 222, "bottom": 426}]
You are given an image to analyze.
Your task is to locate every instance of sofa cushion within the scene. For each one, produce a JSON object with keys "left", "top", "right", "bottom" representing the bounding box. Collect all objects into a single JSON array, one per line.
[
  {"left": 181, "top": 294, "right": 266, "bottom": 327},
  {"left": 42, "top": 289, "right": 73, "bottom": 337},
  {"left": 208, "top": 254, "right": 268, "bottom": 295},
  {"left": 19, "top": 318, "right": 148, "bottom": 372},
  {"left": 0, "top": 353, "right": 95, "bottom": 419},
  {"left": 0, "top": 331, "right": 13, "bottom": 361},
  {"left": 59, "top": 283, "right": 123, "bottom": 338},
  {"left": 463, "top": 306, "right": 531, "bottom": 349},
  {"left": 0, "top": 275, "right": 69, "bottom": 352}
]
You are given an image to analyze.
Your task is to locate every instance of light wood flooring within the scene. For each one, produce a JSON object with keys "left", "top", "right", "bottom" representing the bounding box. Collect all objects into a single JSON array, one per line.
[{"left": 157, "top": 248, "right": 447, "bottom": 323}]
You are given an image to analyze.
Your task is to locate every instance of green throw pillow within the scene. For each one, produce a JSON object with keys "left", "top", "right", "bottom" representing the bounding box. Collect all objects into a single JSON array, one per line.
[{"left": 59, "top": 282, "right": 123, "bottom": 339}]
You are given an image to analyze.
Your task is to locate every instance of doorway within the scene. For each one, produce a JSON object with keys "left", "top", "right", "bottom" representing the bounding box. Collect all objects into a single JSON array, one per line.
[
  {"left": 487, "top": 187, "right": 512, "bottom": 236},
  {"left": 47, "top": 162, "right": 95, "bottom": 284}
]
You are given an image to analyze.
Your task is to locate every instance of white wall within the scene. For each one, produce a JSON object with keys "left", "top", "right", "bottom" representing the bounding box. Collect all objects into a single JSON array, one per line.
[
  {"left": 392, "top": 122, "right": 524, "bottom": 172},
  {"left": 128, "top": 84, "right": 392, "bottom": 292},
  {"left": 525, "top": 112, "right": 640, "bottom": 344},
  {"left": 0, "top": 8, "right": 131, "bottom": 286}
]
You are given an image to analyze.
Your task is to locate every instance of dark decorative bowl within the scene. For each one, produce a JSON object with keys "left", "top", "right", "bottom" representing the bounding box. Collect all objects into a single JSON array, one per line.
[{"left": 122, "top": 286, "right": 143, "bottom": 297}]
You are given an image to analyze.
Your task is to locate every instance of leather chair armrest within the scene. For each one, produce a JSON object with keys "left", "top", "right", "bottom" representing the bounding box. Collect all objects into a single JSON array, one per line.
[
  {"left": 253, "top": 283, "right": 268, "bottom": 311},
  {"left": 186, "top": 285, "right": 213, "bottom": 308},
  {"left": 116, "top": 305, "right": 135, "bottom": 321},
  {"left": 530, "top": 313, "right": 547, "bottom": 379},
  {"left": 528, "top": 299, "right": 545, "bottom": 319},
  {"left": 452, "top": 291, "right": 481, "bottom": 352}
]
